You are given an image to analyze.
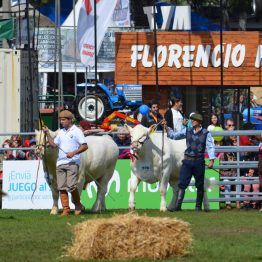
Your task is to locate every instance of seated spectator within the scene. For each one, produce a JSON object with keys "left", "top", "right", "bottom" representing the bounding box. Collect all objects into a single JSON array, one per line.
[
  {"left": 25, "top": 138, "right": 39, "bottom": 160},
  {"left": 11, "top": 135, "right": 26, "bottom": 160},
  {"left": 2, "top": 139, "right": 15, "bottom": 160},
  {"left": 113, "top": 127, "right": 131, "bottom": 159}
]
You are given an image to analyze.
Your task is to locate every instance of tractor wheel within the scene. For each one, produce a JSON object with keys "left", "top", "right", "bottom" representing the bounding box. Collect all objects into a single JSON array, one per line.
[{"left": 74, "top": 92, "right": 111, "bottom": 123}]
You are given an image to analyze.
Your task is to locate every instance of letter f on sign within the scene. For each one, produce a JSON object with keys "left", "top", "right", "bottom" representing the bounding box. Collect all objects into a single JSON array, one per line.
[{"left": 131, "top": 45, "right": 144, "bottom": 67}]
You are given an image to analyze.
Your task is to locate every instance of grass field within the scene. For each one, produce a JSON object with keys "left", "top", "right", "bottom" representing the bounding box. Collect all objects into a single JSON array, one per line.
[{"left": 0, "top": 209, "right": 261, "bottom": 262}]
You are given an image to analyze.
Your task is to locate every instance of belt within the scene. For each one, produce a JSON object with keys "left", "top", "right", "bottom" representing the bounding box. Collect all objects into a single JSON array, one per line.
[
  {"left": 184, "top": 155, "right": 204, "bottom": 161},
  {"left": 68, "top": 162, "right": 77, "bottom": 165}
]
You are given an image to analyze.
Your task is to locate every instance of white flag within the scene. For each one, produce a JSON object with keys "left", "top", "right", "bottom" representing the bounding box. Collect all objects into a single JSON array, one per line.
[{"left": 77, "top": 0, "right": 117, "bottom": 67}]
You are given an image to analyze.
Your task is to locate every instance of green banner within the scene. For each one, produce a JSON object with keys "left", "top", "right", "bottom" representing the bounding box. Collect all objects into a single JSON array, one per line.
[
  {"left": 0, "top": 19, "right": 15, "bottom": 40},
  {"left": 81, "top": 159, "right": 219, "bottom": 210}
]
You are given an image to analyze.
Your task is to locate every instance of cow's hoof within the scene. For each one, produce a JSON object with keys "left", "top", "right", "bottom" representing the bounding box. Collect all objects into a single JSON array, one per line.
[
  {"left": 50, "top": 207, "right": 59, "bottom": 215},
  {"left": 160, "top": 207, "right": 167, "bottom": 212},
  {"left": 128, "top": 207, "right": 135, "bottom": 212}
]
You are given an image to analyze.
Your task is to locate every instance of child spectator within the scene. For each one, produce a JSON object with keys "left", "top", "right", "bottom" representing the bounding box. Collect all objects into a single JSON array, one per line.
[
  {"left": 242, "top": 169, "right": 260, "bottom": 209},
  {"left": 113, "top": 127, "right": 131, "bottom": 159}
]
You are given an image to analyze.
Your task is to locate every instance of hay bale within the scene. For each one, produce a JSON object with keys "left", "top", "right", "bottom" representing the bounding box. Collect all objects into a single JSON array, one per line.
[{"left": 68, "top": 214, "right": 192, "bottom": 260}]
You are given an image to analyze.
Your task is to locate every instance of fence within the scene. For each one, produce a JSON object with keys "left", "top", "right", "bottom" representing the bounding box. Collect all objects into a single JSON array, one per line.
[{"left": 0, "top": 130, "right": 262, "bottom": 207}]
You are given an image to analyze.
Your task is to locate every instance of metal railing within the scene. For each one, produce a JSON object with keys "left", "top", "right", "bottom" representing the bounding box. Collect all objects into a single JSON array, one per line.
[{"left": 0, "top": 129, "right": 261, "bottom": 206}]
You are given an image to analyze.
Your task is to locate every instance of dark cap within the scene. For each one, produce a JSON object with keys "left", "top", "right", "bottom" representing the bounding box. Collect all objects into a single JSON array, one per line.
[
  {"left": 59, "top": 110, "right": 73, "bottom": 119},
  {"left": 190, "top": 113, "right": 203, "bottom": 122}
]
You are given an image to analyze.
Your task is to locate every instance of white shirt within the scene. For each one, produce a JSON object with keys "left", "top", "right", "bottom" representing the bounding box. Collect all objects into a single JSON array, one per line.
[
  {"left": 54, "top": 125, "right": 86, "bottom": 166},
  {"left": 171, "top": 108, "right": 183, "bottom": 132},
  {"left": 207, "top": 124, "right": 215, "bottom": 132}
]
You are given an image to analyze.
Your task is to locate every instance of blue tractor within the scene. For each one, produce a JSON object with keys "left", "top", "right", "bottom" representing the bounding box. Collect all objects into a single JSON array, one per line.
[{"left": 73, "top": 83, "right": 142, "bottom": 123}]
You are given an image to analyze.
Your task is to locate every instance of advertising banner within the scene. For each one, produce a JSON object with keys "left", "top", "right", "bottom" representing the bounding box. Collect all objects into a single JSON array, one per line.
[
  {"left": 36, "top": 27, "right": 116, "bottom": 72},
  {"left": 2, "top": 161, "right": 53, "bottom": 209},
  {"left": 81, "top": 159, "right": 220, "bottom": 210},
  {"left": 77, "top": 0, "right": 117, "bottom": 67},
  {"left": 2, "top": 160, "right": 219, "bottom": 210}
]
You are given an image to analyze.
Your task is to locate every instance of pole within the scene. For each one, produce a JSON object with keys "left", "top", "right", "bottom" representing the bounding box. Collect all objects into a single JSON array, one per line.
[
  {"left": 153, "top": 1, "right": 159, "bottom": 103},
  {"left": 73, "top": 0, "right": 77, "bottom": 98},
  {"left": 220, "top": 0, "right": 224, "bottom": 127},
  {"left": 2, "top": 0, "right": 11, "bottom": 48},
  {"left": 94, "top": 0, "right": 98, "bottom": 127},
  {"left": 26, "top": 0, "right": 34, "bottom": 131},
  {"left": 58, "top": 0, "right": 63, "bottom": 111}
]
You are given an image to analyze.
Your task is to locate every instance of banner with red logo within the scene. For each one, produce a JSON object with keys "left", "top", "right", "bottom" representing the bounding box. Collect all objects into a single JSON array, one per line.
[{"left": 77, "top": 0, "right": 117, "bottom": 67}]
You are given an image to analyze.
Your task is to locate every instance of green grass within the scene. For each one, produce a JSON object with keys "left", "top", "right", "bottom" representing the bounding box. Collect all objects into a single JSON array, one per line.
[{"left": 0, "top": 209, "right": 261, "bottom": 262}]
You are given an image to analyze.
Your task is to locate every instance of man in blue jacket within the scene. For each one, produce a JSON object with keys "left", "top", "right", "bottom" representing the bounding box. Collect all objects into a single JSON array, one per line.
[{"left": 165, "top": 113, "right": 215, "bottom": 211}]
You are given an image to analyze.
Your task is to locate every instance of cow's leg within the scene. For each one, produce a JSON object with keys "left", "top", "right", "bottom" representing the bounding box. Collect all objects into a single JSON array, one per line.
[
  {"left": 167, "top": 183, "right": 179, "bottom": 210},
  {"left": 91, "top": 171, "right": 112, "bottom": 213},
  {"left": 50, "top": 186, "right": 59, "bottom": 215},
  {"left": 159, "top": 175, "right": 169, "bottom": 212},
  {"left": 76, "top": 171, "right": 86, "bottom": 211},
  {"left": 129, "top": 172, "right": 140, "bottom": 211}
]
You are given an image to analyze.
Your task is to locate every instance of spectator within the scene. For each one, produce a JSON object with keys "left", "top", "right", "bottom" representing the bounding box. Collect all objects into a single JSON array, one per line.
[
  {"left": 79, "top": 120, "right": 105, "bottom": 136},
  {"left": 25, "top": 138, "right": 39, "bottom": 160},
  {"left": 141, "top": 99, "right": 163, "bottom": 130},
  {"left": 2, "top": 139, "right": 15, "bottom": 160},
  {"left": 250, "top": 91, "right": 259, "bottom": 108},
  {"left": 113, "top": 127, "right": 131, "bottom": 159},
  {"left": 242, "top": 169, "right": 260, "bottom": 209},
  {"left": 207, "top": 114, "right": 222, "bottom": 132},
  {"left": 10, "top": 135, "right": 26, "bottom": 160},
  {"left": 164, "top": 97, "right": 185, "bottom": 131},
  {"left": 220, "top": 118, "right": 239, "bottom": 209}
]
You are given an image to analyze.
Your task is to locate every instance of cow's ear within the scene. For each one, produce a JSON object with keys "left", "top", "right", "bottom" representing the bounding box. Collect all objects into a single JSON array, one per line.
[{"left": 124, "top": 124, "right": 132, "bottom": 134}]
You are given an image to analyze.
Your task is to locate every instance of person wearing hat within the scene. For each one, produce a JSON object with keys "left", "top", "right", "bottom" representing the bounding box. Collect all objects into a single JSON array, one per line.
[
  {"left": 43, "top": 110, "right": 88, "bottom": 216},
  {"left": 164, "top": 113, "right": 215, "bottom": 211}
]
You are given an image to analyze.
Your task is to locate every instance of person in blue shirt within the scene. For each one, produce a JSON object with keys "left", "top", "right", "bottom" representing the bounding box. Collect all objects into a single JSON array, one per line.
[{"left": 164, "top": 113, "right": 216, "bottom": 211}]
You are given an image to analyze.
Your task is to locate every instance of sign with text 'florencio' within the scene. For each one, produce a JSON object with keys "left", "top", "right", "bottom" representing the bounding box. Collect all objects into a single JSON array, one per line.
[
  {"left": 115, "top": 32, "right": 262, "bottom": 86},
  {"left": 2, "top": 160, "right": 219, "bottom": 210}
]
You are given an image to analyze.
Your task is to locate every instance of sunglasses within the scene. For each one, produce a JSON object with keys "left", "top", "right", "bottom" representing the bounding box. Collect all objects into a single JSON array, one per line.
[{"left": 227, "top": 124, "right": 234, "bottom": 127}]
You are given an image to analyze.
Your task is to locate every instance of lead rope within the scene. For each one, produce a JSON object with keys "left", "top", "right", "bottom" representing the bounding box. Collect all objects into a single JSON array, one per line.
[{"left": 31, "top": 129, "right": 44, "bottom": 201}]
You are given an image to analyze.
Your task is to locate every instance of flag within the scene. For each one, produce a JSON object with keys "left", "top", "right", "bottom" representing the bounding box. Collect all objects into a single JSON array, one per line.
[{"left": 77, "top": 0, "right": 117, "bottom": 67}]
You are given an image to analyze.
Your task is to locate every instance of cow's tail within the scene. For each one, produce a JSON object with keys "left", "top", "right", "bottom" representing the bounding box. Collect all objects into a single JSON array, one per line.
[{"left": 204, "top": 178, "right": 219, "bottom": 191}]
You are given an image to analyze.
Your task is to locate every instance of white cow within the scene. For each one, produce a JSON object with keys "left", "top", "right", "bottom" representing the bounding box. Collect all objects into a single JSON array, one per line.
[
  {"left": 35, "top": 130, "right": 119, "bottom": 214},
  {"left": 125, "top": 124, "right": 209, "bottom": 212}
]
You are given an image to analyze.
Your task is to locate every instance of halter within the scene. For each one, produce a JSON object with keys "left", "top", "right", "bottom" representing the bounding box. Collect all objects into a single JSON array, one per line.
[{"left": 132, "top": 132, "right": 150, "bottom": 147}]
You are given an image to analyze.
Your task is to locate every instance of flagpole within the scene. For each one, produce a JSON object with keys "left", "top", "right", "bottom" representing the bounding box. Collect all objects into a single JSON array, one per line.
[
  {"left": 73, "top": 0, "right": 77, "bottom": 97},
  {"left": 153, "top": 1, "right": 159, "bottom": 103},
  {"left": 219, "top": 0, "right": 224, "bottom": 127},
  {"left": 26, "top": 0, "right": 34, "bottom": 131},
  {"left": 94, "top": 0, "right": 98, "bottom": 127}
]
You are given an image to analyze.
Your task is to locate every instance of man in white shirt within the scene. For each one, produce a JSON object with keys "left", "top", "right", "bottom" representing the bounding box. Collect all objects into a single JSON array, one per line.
[
  {"left": 43, "top": 110, "right": 88, "bottom": 216},
  {"left": 164, "top": 97, "right": 185, "bottom": 131}
]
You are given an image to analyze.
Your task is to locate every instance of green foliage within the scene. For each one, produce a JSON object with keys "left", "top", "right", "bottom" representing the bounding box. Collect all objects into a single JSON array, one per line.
[{"left": 0, "top": 209, "right": 262, "bottom": 262}]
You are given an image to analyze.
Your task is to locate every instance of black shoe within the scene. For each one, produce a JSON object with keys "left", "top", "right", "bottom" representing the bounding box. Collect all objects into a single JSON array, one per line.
[
  {"left": 167, "top": 206, "right": 182, "bottom": 212},
  {"left": 195, "top": 207, "right": 202, "bottom": 211}
]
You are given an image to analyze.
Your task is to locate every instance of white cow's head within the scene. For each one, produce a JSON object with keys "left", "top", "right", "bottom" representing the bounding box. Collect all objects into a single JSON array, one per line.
[
  {"left": 125, "top": 124, "right": 154, "bottom": 152},
  {"left": 35, "top": 129, "right": 58, "bottom": 158}
]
